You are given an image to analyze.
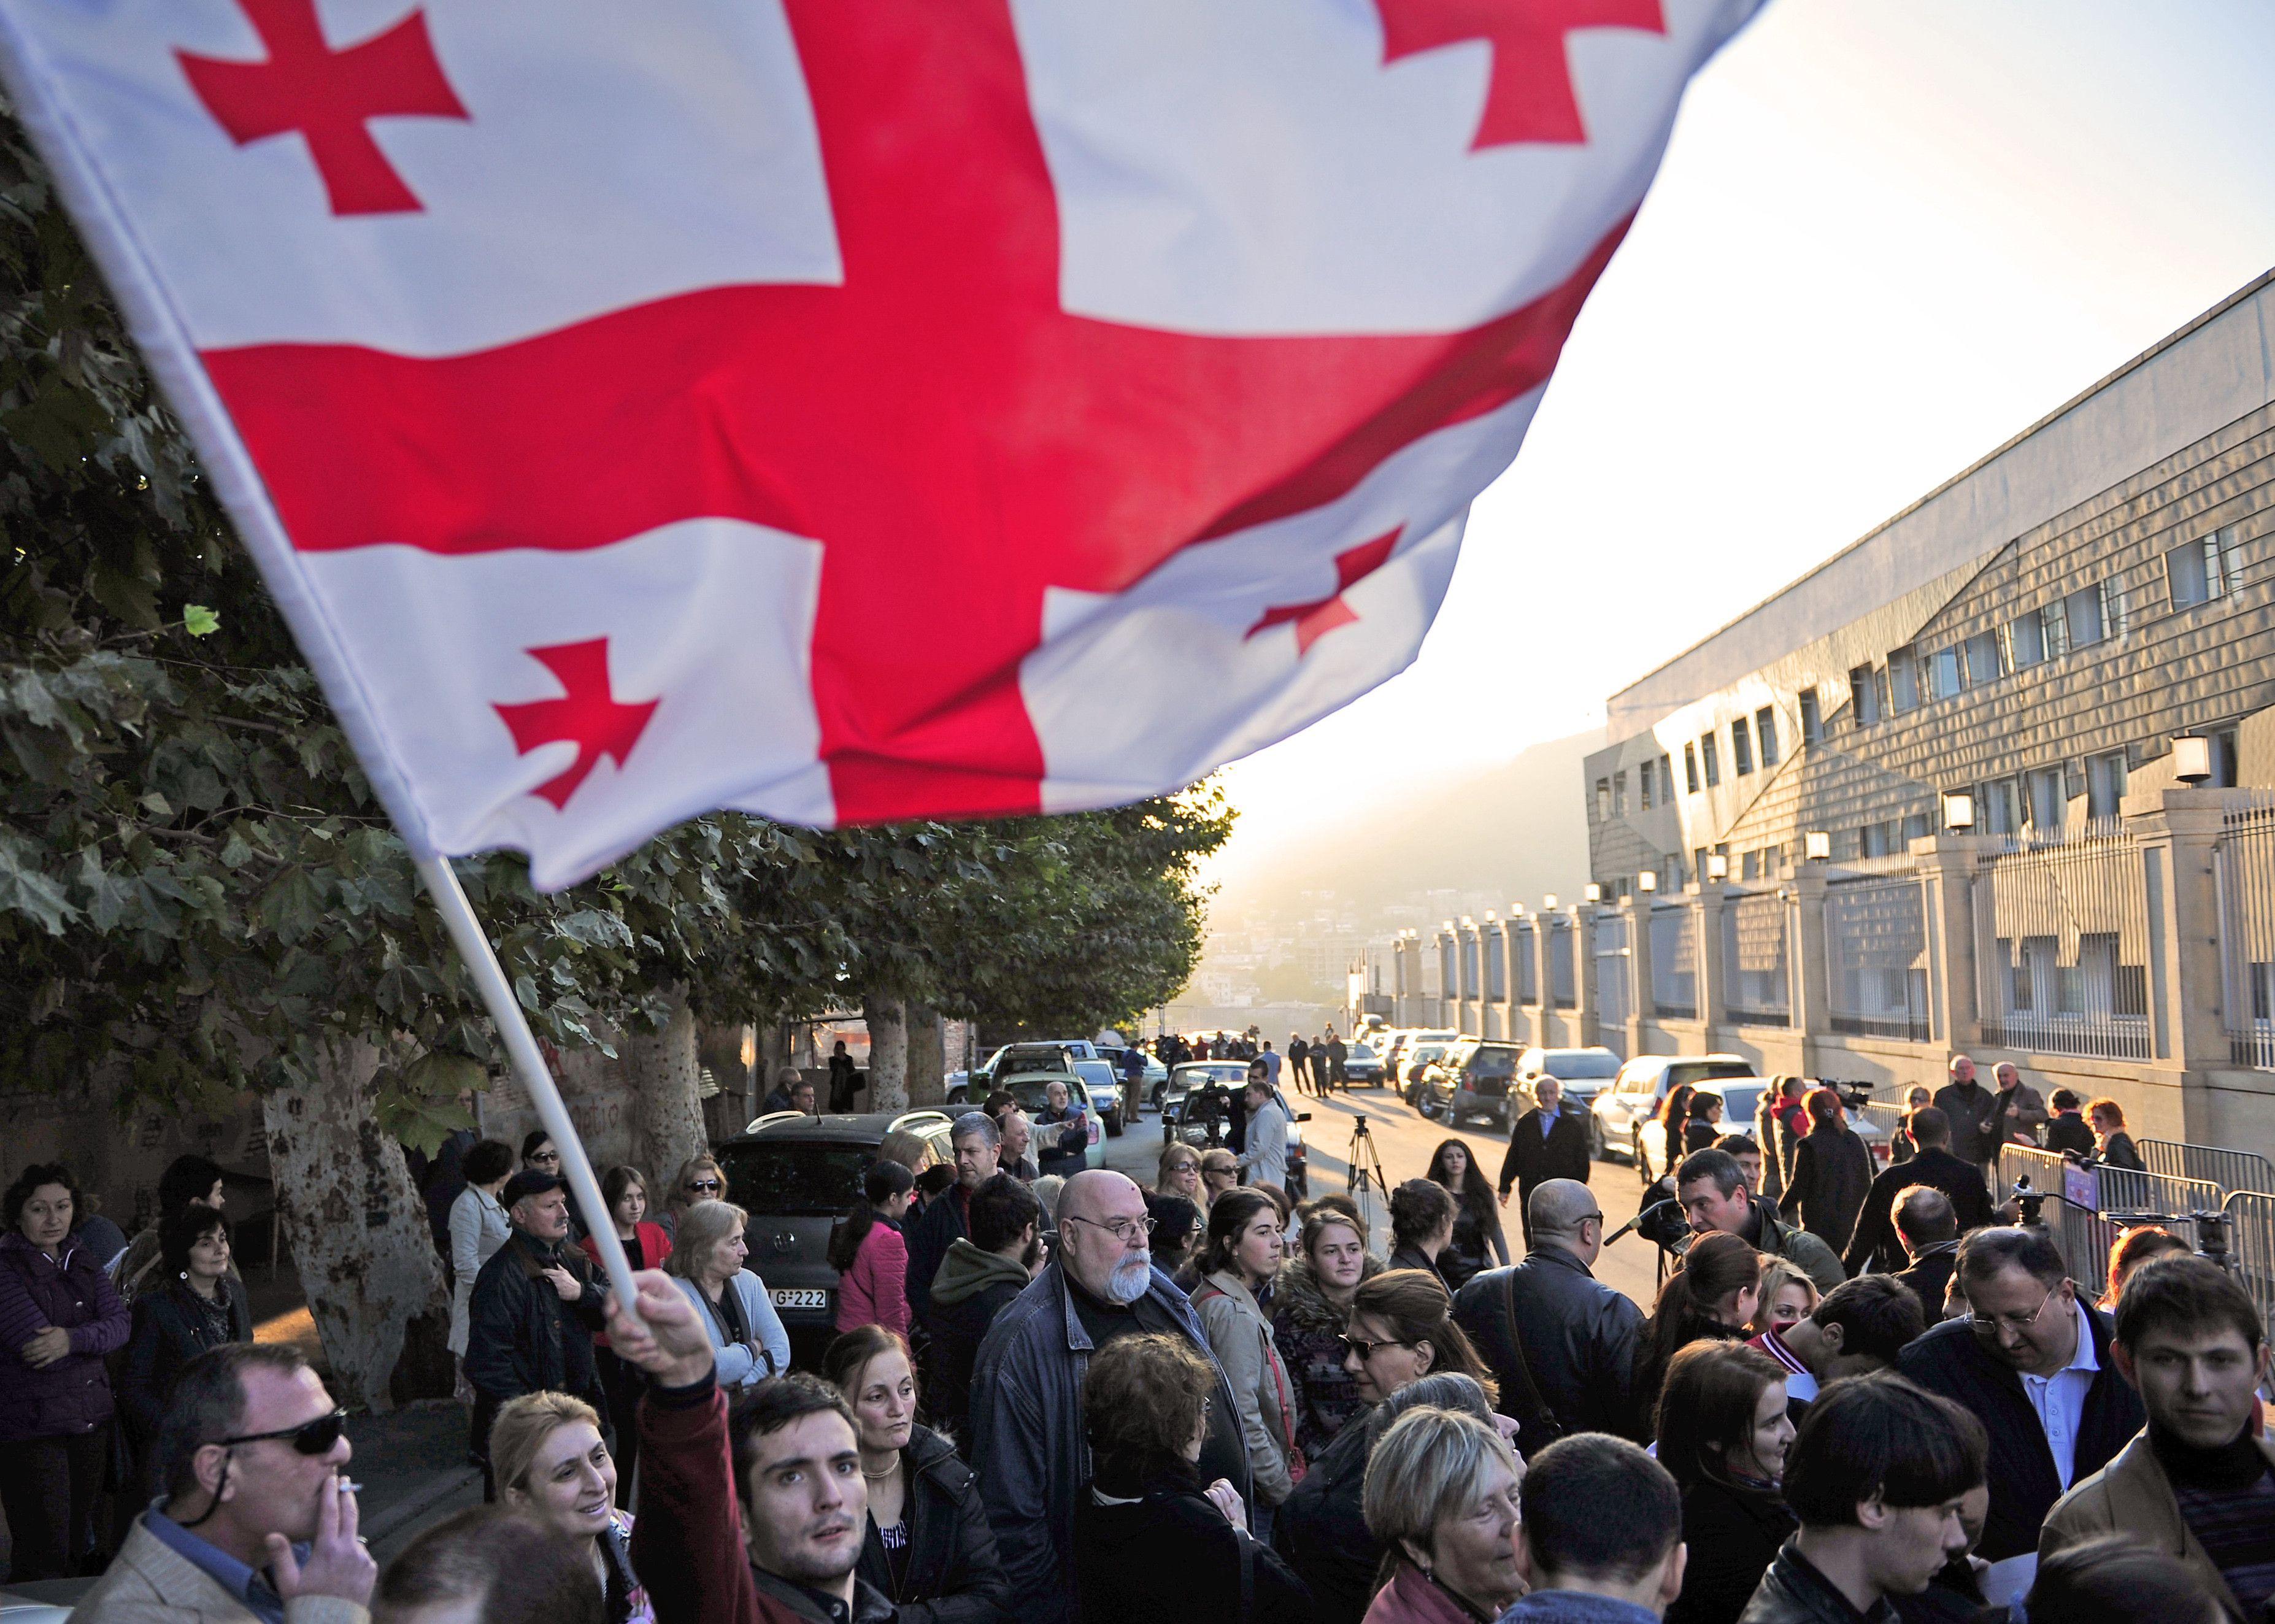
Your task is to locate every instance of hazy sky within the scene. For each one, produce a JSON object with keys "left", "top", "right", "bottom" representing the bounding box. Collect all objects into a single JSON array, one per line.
[{"left": 1207, "top": 0, "right": 2275, "bottom": 891}]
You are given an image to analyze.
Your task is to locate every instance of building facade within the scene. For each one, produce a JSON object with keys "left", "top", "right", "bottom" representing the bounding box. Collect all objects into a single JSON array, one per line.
[{"left": 1568, "top": 269, "right": 2275, "bottom": 1147}]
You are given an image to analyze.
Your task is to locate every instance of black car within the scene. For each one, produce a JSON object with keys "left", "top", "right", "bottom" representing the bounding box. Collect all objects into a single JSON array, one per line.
[
  {"left": 1417, "top": 1039, "right": 1522, "bottom": 1129},
  {"left": 1342, "top": 1040, "right": 1385, "bottom": 1085},
  {"left": 712, "top": 1109, "right": 957, "bottom": 1330}
]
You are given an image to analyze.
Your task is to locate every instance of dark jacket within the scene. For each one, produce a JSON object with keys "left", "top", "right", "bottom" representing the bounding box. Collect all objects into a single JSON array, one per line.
[
  {"left": 1074, "top": 1454, "right": 1310, "bottom": 1624},
  {"left": 0, "top": 1231, "right": 130, "bottom": 1442},
  {"left": 1738, "top": 1541, "right": 1900, "bottom": 1624},
  {"left": 1892, "top": 1245, "right": 1958, "bottom": 1329},
  {"left": 635, "top": 1371, "right": 896, "bottom": 1624},
  {"left": 1272, "top": 1409, "right": 1377, "bottom": 1624},
  {"left": 924, "top": 1239, "right": 1031, "bottom": 1442},
  {"left": 1777, "top": 1127, "right": 1874, "bottom": 1253},
  {"left": 1034, "top": 1107, "right": 1090, "bottom": 1179},
  {"left": 2099, "top": 1130, "right": 2144, "bottom": 1171},
  {"left": 967, "top": 1260, "right": 1244, "bottom": 1624},
  {"left": 1843, "top": 1149, "right": 1992, "bottom": 1276},
  {"left": 1930, "top": 1080, "right": 2001, "bottom": 1166},
  {"left": 906, "top": 1184, "right": 970, "bottom": 1318},
  {"left": 1439, "top": 1195, "right": 1508, "bottom": 1294},
  {"left": 1895, "top": 1307, "right": 2144, "bottom": 1561},
  {"left": 1668, "top": 1476, "right": 1795, "bottom": 1624},
  {"left": 1271, "top": 1256, "right": 1380, "bottom": 1460},
  {"left": 2043, "top": 1114, "right": 2095, "bottom": 1157},
  {"left": 118, "top": 1276, "right": 253, "bottom": 1475},
  {"left": 1498, "top": 1107, "right": 1591, "bottom": 1201},
  {"left": 463, "top": 1228, "right": 610, "bottom": 1410},
  {"left": 1385, "top": 1245, "right": 1447, "bottom": 1285},
  {"left": 1452, "top": 1245, "right": 1644, "bottom": 1454},
  {"left": 855, "top": 1423, "right": 1011, "bottom": 1623}
]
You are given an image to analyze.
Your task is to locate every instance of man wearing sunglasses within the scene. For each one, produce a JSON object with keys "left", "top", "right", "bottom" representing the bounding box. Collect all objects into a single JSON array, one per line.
[
  {"left": 77, "top": 1342, "right": 374, "bottom": 1623},
  {"left": 1895, "top": 1225, "right": 2143, "bottom": 1564}
]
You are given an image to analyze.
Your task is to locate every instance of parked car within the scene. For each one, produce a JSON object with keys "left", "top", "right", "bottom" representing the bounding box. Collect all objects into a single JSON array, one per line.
[
  {"left": 1589, "top": 1053, "right": 1758, "bottom": 1164},
  {"left": 947, "top": 1038, "right": 1098, "bottom": 1104},
  {"left": 712, "top": 1109, "right": 957, "bottom": 1329},
  {"left": 1070, "top": 1056, "right": 1127, "bottom": 1136},
  {"left": 1514, "top": 1047, "right": 1623, "bottom": 1118},
  {"left": 997, "top": 1073, "right": 1110, "bottom": 1170},
  {"left": 1167, "top": 1074, "right": 1311, "bottom": 1198},
  {"left": 1415, "top": 1039, "right": 1522, "bottom": 1129},
  {"left": 1342, "top": 1039, "right": 1386, "bottom": 1085},
  {"left": 1161, "top": 1060, "right": 1252, "bottom": 1127},
  {"left": 1396, "top": 1034, "right": 1459, "bottom": 1104}
]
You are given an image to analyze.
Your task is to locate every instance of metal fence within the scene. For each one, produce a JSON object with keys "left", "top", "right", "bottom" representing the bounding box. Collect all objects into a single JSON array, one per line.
[
  {"left": 1972, "top": 825, "right": 2152, "bottom": 1060},
  {"left": 1486, "top": 929, "right": 1506, "bottom": 1002},
  {"left": 2225, "top": 1191, "right": 2275, "bottom": 1351},
  {"left": 1722, "top": 891, "right": 1790, "bottom": 1026},
  {"left": 1515, "top": 925, "right": 1538, "bottom": 1005},
  {"left": 1593, "top": 914, "right": 1630, "bottom": 1034},
  {"left": 2140, "top": 1139, "right": 2275, "bottom": 1197},
  {"left": 2214, "top": 798, "right": 2275, "bottom": 1069},
  {"left": 2093, "top": 1165, "right": 2224, "bottom": 1220},
  {"left": 1825, "top": 875, "right": 1931, "bottom": 1041},
  {"left": 1549, "top": 919, "right": 1576, "bottom": 1009},
  {"left": 1650, "top": 906, "right": 1695, "bottom": 1019},
  {"left": 1996, "top": 1144, "right": 2077, "bottom": 1202},
  {"left": 2044, "top": 1196, "right": 2123, "bottom": 1299}
]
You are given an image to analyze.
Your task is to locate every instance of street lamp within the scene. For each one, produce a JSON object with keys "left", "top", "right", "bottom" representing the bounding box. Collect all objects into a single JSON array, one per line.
[
  {"left": 1942, "top": 791, "right": 1975, "bottom": 831},
  {"left": 1584, "top": 882, "right": 1602, "bottom": 903},
  {"left": 1542, "top": 893, "right": 1559, "bottom": 911},
  {"left": 1705, "top": 853, "right": 1728, "bottom": 882},
  {"left": 2173, "top": 735, "right": 2214, "bottom": 785},
  {"left": 1637, "top": 869, "right": 1658, "bottom": 894},
  {"left": 1803, "top": 829, "right": 1831, "bottom": 861}
]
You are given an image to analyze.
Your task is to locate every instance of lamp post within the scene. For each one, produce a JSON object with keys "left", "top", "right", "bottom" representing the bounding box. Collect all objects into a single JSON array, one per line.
[
  {"left": 1941, "top": 791, "right": 1975, "bottom": 832},
  {"left": 1803, "top": 829, "right": 1831, "bottom": 862},
  {"left": 1705, "top": 853, "right": 1728, "bottom": 883},
  {"left": 1584, "top": 882, "right": 1602, "bottom": 904},
  {"left": 1638, "top": 869, "right": 1657, "bottom": 895},
  {"left": 2173, "top": 735, "right": 2214, "bottom": 785}
]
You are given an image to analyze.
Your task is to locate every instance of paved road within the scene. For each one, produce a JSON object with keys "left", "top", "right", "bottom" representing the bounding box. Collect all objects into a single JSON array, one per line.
[{"left": 1104, "top": 1083, "right": 1669, "bottom": 1311}]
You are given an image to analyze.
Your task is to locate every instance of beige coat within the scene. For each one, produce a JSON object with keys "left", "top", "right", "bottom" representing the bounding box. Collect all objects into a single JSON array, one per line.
[
  {"left": 1191, "top": 1269, "right": 1298, "bottom": 1507},
  {"left": 2041, "top": 1425, "right": 2275, "bottom": 1623},
  {"left": 71, "top": 1518, "right": 369, "bottom": 1624}
]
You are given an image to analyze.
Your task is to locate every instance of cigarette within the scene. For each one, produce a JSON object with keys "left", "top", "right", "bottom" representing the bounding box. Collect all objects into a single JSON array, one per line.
[{"left": 339, "top": 1479, "right": 363, "bottom": 1495}]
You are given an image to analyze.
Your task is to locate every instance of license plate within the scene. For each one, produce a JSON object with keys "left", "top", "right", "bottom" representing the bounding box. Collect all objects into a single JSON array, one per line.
[{"left": 770, "top": 1288, "right": 830, "bottom": 1310}]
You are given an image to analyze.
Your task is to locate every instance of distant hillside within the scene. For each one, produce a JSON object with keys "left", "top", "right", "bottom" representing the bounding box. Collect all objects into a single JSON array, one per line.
[{"left": 1215, "top": 729, "right": 1598, "bottom": 926}]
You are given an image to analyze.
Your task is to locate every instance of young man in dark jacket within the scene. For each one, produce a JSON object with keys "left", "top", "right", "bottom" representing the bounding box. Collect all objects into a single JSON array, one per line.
[
  {"left": 1893, "top": 1226, "right": 2144, "bottom": 1564},
  {"left": 1842, "top": 1107, "right": 1992, "bottom": 1276},
  {"left": 923, "top": 1174, "right": 1039, "bottom": 1442},
  {"left": 1738, "top": 1374, "right": 1984, "bottom": 1624}
]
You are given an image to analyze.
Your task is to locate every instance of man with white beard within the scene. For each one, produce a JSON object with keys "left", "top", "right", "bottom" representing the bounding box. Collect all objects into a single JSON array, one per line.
[{"left": 967, "top": 1169, "right": 1250, "bottom": 1624}]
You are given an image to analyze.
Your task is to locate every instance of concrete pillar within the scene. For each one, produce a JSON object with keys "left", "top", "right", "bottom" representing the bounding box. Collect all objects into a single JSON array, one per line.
[
  {"left": 1621, "top": 894, "right": 1652, "bottom": 1059},
  {"left": 1497, "top": 917, "right": 1522, "bottom": 1044},
  {"left": 1696, "top": 885, "right": 1728, "bottom": 1038},
  {"left": 1916, "top": 837, "right": 1983, "bottom": 1050},
  {"left": 1574, "top": 904, "right": 1599, "bottom": 1048},
  {"left": 2134, "top": 790, "right": 2231, "bottom": 1141},
  {"left": 1791, "top": 866, "right": 1829, "bottom": 1073}
]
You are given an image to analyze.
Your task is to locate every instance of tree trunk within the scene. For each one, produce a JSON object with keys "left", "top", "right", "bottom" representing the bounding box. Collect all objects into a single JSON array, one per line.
[
  {"left": 864, "top": 993, "right": 909, "bottom": 1113},
  {"left": 263, "top": 1041, "right": 452, "bottom": 1412},
  {"left": 906, "top": 1003, "right": 945, "bottom": 1107},
  {"left": 628, "top": 988, "right": 709, "bottom": 1191}
]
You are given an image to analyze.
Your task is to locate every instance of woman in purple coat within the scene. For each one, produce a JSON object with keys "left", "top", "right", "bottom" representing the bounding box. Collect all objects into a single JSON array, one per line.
[{"left": 0, "top": 1162, "right": 131, "bottom": 1580}]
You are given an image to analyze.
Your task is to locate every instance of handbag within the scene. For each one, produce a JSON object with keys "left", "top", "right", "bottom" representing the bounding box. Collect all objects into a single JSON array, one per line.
[{"left": 1497, "top": 1268, "right": 1563, "bottom": 1449}]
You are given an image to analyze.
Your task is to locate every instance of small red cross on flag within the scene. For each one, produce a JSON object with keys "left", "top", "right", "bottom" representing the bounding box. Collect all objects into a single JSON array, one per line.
[{"left": 0, "top": 0, "right": 1761, "bottom": 888}]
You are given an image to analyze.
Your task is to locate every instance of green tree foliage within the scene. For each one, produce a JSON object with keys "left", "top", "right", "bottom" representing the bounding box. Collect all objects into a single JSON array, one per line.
[{"left": 0, "top": 114, "right": 1224, "bottom": 1127}]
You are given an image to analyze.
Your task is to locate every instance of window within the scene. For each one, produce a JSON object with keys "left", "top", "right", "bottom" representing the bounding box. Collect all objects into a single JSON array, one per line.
[
  {"left": 1927, "top": 648, "right": 1962, "bottom": 701},
  {"left": 2167, "top": 536, "right": 2228, "bottom": 609},
  {"left": 1964, "top": 629, "right": 2004, "bottom": 687},
  {"left": 1741, "top": 850, "right": 1759, "bottom": 882},
  {"left": 1887, "top": 647, "right": 1920, "bottom": 712},
  {"left": 1684, "top": 743, "right": 1700, "bottom": 794},
  {"left": 1638, "top": 758, "right": 1655, "bottom": 810},
  {"left": 1659, "top": 755, "right": 1673, "bottom": 804},
  {"left": 1700, "top": 734, "right": 1721, "bottom": 787},
  {"left": 2086, "top": 750, "right": 2127, "bottom": 822},
  {"left": 1612, "top": 771, "right": 1628, "bottom": 815},
  {"left": 2009, "top": 610, "right": 2045, "bottom": 669},
  {"left": 1983, "top": 778, "right": 2021, "bottom": 836},
  {"left": 2065, "top": 584, "right": 2105, "bottom": 649},
  {"left": 2212, "top": 729, "right": 2239, "bottom": 789},
  {"left": 1693, "top": 847, "right": 1710, "bottom": 884},
  {"left": 1596, "top": 778, "right": 1611, "bottom": 820},
  {"left": 1731, "top": 717, "right": 1754, "bottom": 776},
  {"left": 1902, "top": 811, "right": 1932, "bottom": 843},
  {"left": 2027, "top": 767, "right": 2065, "bottom": 831},
  {"left": 1849, "top": 666, "right": 1880, "bottom": 725},
  {"left": 1800, "top": 688, "right": 1821, "bottom": 744},
  {"left": 1757, "top": 706, "right": 1779, "bottom": 767},
  {"left": 1860, "top": 822, "right": 1893, "bottom": 858}
]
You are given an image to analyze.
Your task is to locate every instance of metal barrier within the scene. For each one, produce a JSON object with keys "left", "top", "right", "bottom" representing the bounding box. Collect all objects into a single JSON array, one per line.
[
  {"left": 2093, "top": 1165, "right": 2224, "bottom": 1218},
  {"left": 2224, "top": 1191, "right": 2275, "bottom": 1350},
  {"left": 1857, "top": 1101, "right": 1907, "bottom": 1141},
  {"left": 2045, "top": 1195, "right": 2121, "bottom": 1299},
  {"left": 2139, "top": 1139, "right": 2275, "bottom": 1197},
  {"left": 1997, "top": 1144, "right": 2074, "bottom": 1199}
]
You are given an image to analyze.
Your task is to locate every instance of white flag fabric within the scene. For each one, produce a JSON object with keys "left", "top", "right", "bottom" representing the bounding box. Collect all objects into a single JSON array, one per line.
[{"left": 0, "top": 0, "right": 1759, "bottom": 887}]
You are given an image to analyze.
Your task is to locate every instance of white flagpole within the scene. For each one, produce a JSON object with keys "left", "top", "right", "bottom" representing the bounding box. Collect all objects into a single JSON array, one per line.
[{"left": 413, "top": 852, "right": 644, "bottom": 1318}]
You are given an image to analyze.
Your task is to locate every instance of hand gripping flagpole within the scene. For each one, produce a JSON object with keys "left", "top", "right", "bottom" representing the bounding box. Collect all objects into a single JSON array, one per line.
[{"left": 413, "top": 853, "right": 645, "bottom": 1325}]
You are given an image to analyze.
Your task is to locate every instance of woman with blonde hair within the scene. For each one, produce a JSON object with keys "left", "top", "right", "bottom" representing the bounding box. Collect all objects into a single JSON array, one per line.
[
  {"left": 1358, "top": 1405, "right": 1525, "bottom": 1623},
  {"left": 660, "top": 1153, "right": 725, "bottom": 1242},
  {"left": 661, "top": 1198, "right": 788, "bottom": 1393},
  {"left": 1198, "top": 1147, "right": 1240, "bottom": 1204},
  {"left": 1155, "top": 1143, "right": 1206, "bottom": 1210},
  {"left": 1748, "top": 1258, "right": 1817, "bottom": 1341},
  {"left": 488, "top": 1391, "right": 652, "bottom": 1624},
  {"left": 1274, "top": 1199, "right": 1379, "bottom": 1458}
]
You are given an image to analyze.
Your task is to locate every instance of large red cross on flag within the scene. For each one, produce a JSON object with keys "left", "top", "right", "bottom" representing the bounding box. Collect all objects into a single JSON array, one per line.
[{"left": 0, "top": 0, "right": 1758, "bottom": 888}]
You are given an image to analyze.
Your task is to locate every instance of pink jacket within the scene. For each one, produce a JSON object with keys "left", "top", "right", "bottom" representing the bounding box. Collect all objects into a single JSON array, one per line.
[{"left": 836, "top": 1217, "right": 910, "bottom": 1335}]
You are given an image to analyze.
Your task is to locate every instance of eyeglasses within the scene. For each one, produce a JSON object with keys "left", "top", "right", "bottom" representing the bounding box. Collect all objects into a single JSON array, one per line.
[
  {"left": 531, "top": 1151, "right": 561, "bottom": 1165},
  {"left": 220, "top": 1408, "right": 349, "bottom": 1456},
  {"left": 1967, "top": 1279, "right": 2061, "bottom": 1336},
  {"left": 1579, "top": 1212, "right": 1605, "bottom": 1226},
  {"left": 1339, "top": 1334, "right": 1413, "bottom": 1361},
  {"left": 1062, "top": 1214, "right": 1155, "bottom": 1245},
  {"left": 684, "top": 1179, "right": 722, "bottom": 1194}
]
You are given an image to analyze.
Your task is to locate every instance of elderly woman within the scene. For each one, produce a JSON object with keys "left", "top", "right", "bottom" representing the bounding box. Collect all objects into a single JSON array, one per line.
[
  {"left": 1072, "top": 1331, "right": 1311, "bottom": 1624},
  {"left": 661, "top": 1199, "right": 789, "bottom": 1394},
  {"left": 823, "top": 1324, "right": 1010, "bottom": 1622},
  {"left": 1360, "top": 1404, "right": 1525, "bottom": 1623},
  {"left": 1657, "top": 1341, "right": 1795, "bottom": 1624},
  {"left": 0, "top": 1163, "right": 130, "bottom": 1582},
  {"left": 1198, "top": 1149, "right": 1240, "bottom": 1206},
  {"left": 1190, "top": 1190, "right": 1300, "bottom": 1534},
  {"left": 661, "top": 1155, "right": 726, "bottom": 1242},
  {"left": 117, "top": 1202, "right": 251, "bottom": 1496},
  {"left": 1272, "top": 1200, "right": 1380, "bottom": 1459},
  {"left": 490, "top": 1391, "right": 652, "bottom": 1624}
]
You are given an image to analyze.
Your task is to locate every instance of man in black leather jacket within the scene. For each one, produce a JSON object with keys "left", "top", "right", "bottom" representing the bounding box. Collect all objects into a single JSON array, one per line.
[{"left": 1452, "top": 1178, "right": 1644, "bottom": 1455}]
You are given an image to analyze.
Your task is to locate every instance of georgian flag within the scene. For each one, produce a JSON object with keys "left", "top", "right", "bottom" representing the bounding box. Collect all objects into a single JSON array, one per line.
[{"left": 0, "top": 0, "right": 1758, "bottom": 887}]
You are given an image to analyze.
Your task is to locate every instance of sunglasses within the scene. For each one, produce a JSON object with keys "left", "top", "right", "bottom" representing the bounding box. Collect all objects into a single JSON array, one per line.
[
  {"left": 221, "top": 1407, "right": 348, "bottom": 1456},
  {"left": 1339, "top": 1334, "right": 1412, "bottom": 1361},
  {"left": 685, "top": 1179, "right": 722, "bottom": 1194}
]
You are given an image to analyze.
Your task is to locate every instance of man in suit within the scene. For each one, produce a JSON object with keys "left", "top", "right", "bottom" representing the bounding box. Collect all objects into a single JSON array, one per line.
[
  {"left": 1890, "top": 1185, "right": 1962, "bottom": 1326},
  {"left": 1843, "top": 1106, "right": 1993, "bottom": 1276},
  {"left": 1496, "top": 1076, "right": 1590, "bottom": 1250}
]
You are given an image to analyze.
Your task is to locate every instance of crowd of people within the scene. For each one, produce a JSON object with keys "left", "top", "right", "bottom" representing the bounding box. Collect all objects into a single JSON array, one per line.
[{"left": 11, "top": 1045, "right": 2271, "bottom": 1624}]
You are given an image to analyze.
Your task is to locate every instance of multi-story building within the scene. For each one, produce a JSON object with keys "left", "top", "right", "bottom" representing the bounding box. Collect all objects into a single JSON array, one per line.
[{"left": 1568, "top": 269, "right": 2275, "bottom": 1146}]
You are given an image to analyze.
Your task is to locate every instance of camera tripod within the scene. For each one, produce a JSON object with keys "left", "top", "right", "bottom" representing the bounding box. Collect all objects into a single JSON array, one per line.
[{"left": 1346, "top": 1114, "right": 1389, "bottom": 1217}]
